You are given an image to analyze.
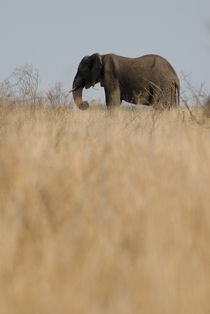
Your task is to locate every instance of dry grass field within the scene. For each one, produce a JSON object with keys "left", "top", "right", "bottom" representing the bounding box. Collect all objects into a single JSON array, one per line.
[{"left": 0, "top": 100, "right": 210, "bottom": 314}]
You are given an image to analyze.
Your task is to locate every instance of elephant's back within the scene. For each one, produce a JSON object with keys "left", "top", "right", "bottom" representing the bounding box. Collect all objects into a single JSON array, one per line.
[
  {"left": 137, "top": 54, "right": 172, "bottom": 65},
  {"left": 137, "top": 54, "right": 179, "bottom": 82}
]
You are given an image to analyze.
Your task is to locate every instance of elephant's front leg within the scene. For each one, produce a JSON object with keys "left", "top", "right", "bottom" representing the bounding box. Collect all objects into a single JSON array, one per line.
[{"left": 105, "top": 87, "right": 121, "bottom": 108}]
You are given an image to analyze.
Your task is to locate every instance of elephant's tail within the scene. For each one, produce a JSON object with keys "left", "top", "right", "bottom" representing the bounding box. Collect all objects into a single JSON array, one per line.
[{"left": 175, "top": 82, "right": 180, "bottom": 105}]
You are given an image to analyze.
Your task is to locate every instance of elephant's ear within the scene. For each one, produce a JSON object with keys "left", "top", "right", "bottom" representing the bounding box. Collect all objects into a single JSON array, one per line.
[{"left": 90, "top": 53, "right": 103, "bottom": 83}]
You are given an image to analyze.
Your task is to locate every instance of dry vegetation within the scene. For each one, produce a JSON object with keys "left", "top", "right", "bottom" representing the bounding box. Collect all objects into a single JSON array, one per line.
[{"left": 0, "top": 97, "right": 209, "bottom": 314}]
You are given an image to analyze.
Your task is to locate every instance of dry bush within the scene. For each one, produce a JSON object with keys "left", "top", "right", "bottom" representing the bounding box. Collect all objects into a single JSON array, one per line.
[
  {"left": 0, "top": 103, "right": 210, "bottom": 314},
  {"left": 180, "top": 73, "right": 210, "bottom": 123},
  {"left": 0, "top": 66, "right": 72, "bottom": 108},
  {"left": 181, "top": 72, "right": 208, "bottom": 106},
  {"left": 46, "top": 83, "right": 70, "bottom": 107},
  {"left": 0, "top": 64, "right": 40, "bottom": 103}
]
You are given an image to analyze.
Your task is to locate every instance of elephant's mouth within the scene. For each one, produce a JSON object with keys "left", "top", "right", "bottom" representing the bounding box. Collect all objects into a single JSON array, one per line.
[{"left": 85, "top": 81, "right": 96, "bottom": 89}]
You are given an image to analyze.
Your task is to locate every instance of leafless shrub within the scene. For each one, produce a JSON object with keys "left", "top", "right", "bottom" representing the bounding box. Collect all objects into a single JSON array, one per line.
[
  {"left": 0, "top": 78, "right": 12, "bottom": 99},
  {"left": 12, "top": 64, "right": 40, "bottom": 100},
  {"left": 0, "top": 67, "right": 72, "bottom": 108},
  {"left": 180, "top": 72, "right": 210, "bottom": 124},
  {"left": 181, "top": 72, "right": 207, "bottom": 106},
  {"left": 46, "top": 83, "right": 70, "bottom": 107},
  {"left": 0, "top": 64, "right": 41, "bottom": 105}
]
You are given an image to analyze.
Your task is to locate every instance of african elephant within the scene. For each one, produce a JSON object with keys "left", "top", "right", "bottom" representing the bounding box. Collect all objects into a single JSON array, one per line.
[{"left": 72, "top": 53, "right": 180, "bottom": 110}]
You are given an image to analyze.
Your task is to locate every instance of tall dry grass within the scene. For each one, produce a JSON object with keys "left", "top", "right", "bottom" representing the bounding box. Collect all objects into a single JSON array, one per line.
[{"left": 0, "top": 101, "right": 210, "bottom": 314}]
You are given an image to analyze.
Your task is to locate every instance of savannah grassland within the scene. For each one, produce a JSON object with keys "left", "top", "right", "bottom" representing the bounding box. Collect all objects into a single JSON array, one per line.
[{"left": 0, "top": 100, "right": 210, "bottom": 314}]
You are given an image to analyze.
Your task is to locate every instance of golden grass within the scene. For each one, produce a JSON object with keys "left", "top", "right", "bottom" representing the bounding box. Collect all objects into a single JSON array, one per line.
[{"left": 0, "top": 102, "right": 210, "bottom": 314}]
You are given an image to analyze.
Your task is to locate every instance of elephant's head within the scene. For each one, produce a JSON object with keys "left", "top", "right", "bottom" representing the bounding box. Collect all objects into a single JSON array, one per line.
[{"left": 72, "top": 53, "right": 103, "bottom": 110}]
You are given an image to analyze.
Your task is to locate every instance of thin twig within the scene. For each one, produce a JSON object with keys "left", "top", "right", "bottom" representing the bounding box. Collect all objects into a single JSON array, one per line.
[
  {"left": 181, "top": 97, "right": 201, "bottom": 125},
  {"left": 68, "top": 87, "right": 77, "bottom": 94}
]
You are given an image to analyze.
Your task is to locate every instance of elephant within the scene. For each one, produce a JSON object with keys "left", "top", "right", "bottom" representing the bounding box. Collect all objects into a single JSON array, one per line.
[{"left": 72, "top": 53, "right": 180, "bottom": 110}]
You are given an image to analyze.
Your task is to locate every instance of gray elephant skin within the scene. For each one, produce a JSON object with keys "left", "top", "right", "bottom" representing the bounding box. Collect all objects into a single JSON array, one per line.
[{"left": 72, "top": 53, "right": 180, "bottom": 110}]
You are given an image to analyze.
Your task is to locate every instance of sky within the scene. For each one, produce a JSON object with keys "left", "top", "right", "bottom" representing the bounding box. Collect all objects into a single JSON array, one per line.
[{"left": 0, "top": 0, "right": 210, "bottom": 102}]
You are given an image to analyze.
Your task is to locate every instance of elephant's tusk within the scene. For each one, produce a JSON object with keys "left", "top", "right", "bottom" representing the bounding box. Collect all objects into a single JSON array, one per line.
[{"left": 68, "top": 87, "right": 77, "bottom": 94}]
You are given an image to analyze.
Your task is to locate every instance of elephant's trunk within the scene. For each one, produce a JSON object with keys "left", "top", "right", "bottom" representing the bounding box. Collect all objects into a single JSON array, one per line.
[{"left": 73, "top": 76, "right": 89, "bottom": 110}]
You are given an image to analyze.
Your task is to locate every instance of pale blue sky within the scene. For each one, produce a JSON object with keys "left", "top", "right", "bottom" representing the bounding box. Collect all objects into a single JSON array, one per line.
[{"left": 1, "top": 0, "right": 210, "bottom": 101}]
